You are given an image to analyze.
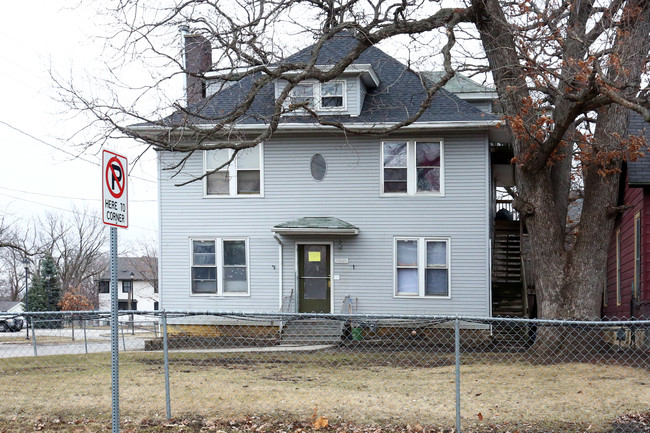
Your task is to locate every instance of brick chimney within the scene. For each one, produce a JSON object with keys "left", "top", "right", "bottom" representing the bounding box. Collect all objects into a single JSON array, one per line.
[{"left": 184, "top": 34, "right": 212, "bottom": 105}]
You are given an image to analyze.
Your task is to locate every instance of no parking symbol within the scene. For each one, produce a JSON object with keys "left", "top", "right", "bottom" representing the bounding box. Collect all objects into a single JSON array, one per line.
[{"left": 102, "top": 150, "right": 128, "bottom": 228}]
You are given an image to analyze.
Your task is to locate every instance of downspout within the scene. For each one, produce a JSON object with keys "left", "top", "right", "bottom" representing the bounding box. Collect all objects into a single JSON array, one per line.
[
  {"left": 274, "top": 234, "right": 283, "bottom": 311},
  {"left": 157, "top": 152, "right": 163, "bottom": 311}
]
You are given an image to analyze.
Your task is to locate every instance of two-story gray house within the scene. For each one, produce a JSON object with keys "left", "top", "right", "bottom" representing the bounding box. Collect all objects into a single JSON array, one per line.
[{"left": 133, "top": 32, "right": 515, "bottom": 325}]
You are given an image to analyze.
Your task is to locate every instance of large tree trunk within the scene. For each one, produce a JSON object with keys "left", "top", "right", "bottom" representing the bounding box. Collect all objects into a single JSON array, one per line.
[{"left": 471, "top": 0, "right": 650, "bottom": 352}]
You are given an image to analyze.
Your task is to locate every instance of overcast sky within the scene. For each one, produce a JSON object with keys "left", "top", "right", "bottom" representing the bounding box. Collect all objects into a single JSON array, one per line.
[{"left": 0, "top": 1, "right": 159, "bottom": 252}]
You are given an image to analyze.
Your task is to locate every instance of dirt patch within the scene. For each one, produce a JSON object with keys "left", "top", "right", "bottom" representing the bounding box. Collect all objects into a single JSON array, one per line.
[
  {"left": 135, "top": 351, "right": 457, "bottom": 369},
  {"left": 0, "top": 412, "right": 648, "bottom": 433}
]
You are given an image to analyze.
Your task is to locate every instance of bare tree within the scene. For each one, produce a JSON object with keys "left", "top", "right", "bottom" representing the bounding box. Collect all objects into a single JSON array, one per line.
[
  {"left": 0, "top": 218, "right": 37, "bottom": 301},
  {"left": 0, "top": 247, "right": 28, "bottom": 302},
  {"left": 39, "top": 209, "right": 107, "bottom": 303},
  {"left": 0, "top": 213, "right": 36, "bottom": 257},
  {"left": 59, "top": 1, "right": 650, "bottom": 338}
]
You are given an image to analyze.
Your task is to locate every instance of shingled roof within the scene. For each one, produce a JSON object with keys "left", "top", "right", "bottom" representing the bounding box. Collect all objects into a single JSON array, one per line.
[
  {"left": 627, "top": 112, "right": 650, "bottom": 187},
  {"left": 98, "top": 257, "right": 157, "bottom": 282},
  {"left": 421, "top": 71, "right": 496, "bottom": 96},
  {"left": 160, "top": 32, "right": 496, "bottom": 128}
]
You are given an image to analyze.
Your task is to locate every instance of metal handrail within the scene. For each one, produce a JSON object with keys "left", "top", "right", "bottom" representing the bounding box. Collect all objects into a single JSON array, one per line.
[{"left": 281, "top": 289, "right": 294, "bottom": 313}]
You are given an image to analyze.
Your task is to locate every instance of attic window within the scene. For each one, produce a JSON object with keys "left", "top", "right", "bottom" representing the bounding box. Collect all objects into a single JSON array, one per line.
[
  {"left": 289, "top": 83, "right": 315, "bottom": 108},
  {"left": 321, "top": 81, "right": 344, "bottom": 108}
]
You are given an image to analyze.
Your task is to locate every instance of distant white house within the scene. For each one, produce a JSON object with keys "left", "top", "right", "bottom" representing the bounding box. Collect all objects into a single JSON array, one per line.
[
  {"left": 97, "top": 257, "right": 158, "bottom": 319},
  {"left": 0, "top": 301, "right": 24, "bottom": 313}
]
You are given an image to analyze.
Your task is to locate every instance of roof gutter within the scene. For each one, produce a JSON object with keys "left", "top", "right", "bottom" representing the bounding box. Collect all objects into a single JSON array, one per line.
[
  {"left": 271, "top": 227, "right": 360, "bottom": 236},
  {"left": 129, "top": 120, "right": 502, "bottom": 136}
]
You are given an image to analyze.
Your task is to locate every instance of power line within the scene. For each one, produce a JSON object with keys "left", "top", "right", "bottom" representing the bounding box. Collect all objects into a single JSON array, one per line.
[
  {"left": 0, "top": 192, "right": 158, "bottom": 233},
  {"left": 0, "top": 186, "right": 157, "bottom": 203},
  {"left": 0, "top": 119, "right": 157, "bottom": 184},
  {"left": 0, "top": 118, "right": 99, "bottom": 165}
]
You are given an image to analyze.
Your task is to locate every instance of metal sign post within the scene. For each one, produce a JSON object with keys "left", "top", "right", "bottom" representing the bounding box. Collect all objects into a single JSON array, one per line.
[
  {"left": 102, "top": 150, "right": 128, "bottom": 433},
  {"left": 110, "top": 226, "right": 119, "bottom": 433}
]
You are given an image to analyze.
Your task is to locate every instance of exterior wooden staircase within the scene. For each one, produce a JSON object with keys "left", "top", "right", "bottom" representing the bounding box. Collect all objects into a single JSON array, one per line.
[
  {"left": 280, "top": 318, "right": 345, "bottom": 345},
  {"left": 492, "top": 220, "right": 530, "bottom": 345}
]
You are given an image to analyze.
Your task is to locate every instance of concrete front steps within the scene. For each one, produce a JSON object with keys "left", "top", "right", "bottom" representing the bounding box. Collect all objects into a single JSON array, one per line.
[{"left": 280, "top": 318, "right": 345, "bottom": 345}]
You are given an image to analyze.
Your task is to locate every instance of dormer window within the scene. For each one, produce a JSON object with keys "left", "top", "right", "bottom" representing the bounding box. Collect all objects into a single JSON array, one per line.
[
  {"left": 286, "top": 80, "right": 346, "bottom": 112},
  {"left": 321, "top": 81, "right": 344, "bottom": 108},
  {"left": 289, "top": 83, "right": 315, "bottom": 108}
]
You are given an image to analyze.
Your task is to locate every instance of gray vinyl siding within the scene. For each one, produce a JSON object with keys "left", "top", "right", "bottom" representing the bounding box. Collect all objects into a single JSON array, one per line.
[
  {"left": 358, "top": 77, "right": 367, "bottom": 116},
  {"left": 159, "top": 130, "right": 490, "bottom": 315}
]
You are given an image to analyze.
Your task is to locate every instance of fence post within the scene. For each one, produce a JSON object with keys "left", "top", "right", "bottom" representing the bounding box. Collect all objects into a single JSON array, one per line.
[
  {"left": 121, "top": 322, "right": 126, "bottom": 351},
  {"left": 83, "top": 318, "right": 88, "bottom": 354},
  {"left": 162, "top": 311, "right": 172, "bottom": 419},
  {"left": 31, "top": 319, "right": 38, "bottom": 357},
  {"left": 71, "top": 318, "right": 75, "bottom": 341},
  {"left": 454, "top": 317, "right": 461, "bottom": 433}
]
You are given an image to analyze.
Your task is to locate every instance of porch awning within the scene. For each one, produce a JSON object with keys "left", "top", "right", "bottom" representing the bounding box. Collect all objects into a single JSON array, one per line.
[{"left": 272, "top": 217, "right": 359, "bottom": 236}]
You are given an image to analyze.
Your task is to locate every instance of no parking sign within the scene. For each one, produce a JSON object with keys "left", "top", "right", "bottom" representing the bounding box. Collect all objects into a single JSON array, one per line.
[{"left": 102, "top": 150, "right": 128, "bottom": 228}]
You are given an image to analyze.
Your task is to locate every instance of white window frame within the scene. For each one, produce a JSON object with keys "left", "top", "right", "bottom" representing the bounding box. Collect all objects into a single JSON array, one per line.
[
  {"left": 203, "top": 144, "right": 264, "bottom": 198},
  {"left": 393, "top": 237, "right": 451, "bottom": 298},
  {"left": 380, "top": 139, "right": 445, "bottom": 197},
  {"left": 284, "top": 80, "right": 347, "bottom": 113},
  {"left": 189, "top": 237, "right": 250, "bottom": 297},
  {"left": 318, "top": 80, "right": 347, "bottom": 111},
  {"left": 288, "top": 82, "right": 316, "bottom": 109}
]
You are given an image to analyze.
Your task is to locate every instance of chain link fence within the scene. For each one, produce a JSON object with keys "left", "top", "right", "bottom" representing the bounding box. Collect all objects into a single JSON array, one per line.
[{"left": 0, "top": 311, "right": 648, "bottom": 432}]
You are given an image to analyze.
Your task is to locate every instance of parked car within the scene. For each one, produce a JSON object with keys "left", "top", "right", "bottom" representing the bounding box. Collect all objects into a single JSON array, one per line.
[{"left": 0, "top": 316, "right": 24, "bottom": 332}]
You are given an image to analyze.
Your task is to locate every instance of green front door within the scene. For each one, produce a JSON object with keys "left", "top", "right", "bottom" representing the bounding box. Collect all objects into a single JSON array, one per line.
[{"left": 298, "top": 244, "right": 331, "bottom": 313}]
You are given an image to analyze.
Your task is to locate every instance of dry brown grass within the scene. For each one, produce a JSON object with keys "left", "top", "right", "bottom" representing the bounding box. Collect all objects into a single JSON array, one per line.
[{"left": 0, "top": 350, "right": 647, "bottom": 432}]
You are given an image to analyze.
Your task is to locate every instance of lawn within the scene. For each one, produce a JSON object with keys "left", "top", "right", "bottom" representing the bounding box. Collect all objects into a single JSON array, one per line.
[{"left": 0, "top": 349, "right": 647, "bottom": 432}]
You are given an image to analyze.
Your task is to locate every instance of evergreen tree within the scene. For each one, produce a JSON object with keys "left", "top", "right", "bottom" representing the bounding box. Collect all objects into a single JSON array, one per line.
[
  {"left": 40, "top": 254, "right": 62, "bottom": 311},
  {"left": 27, "top": 272, "right": 49, "bottom": 312},
  {"left": 26, "top": 253, "right": 63, "bottom": 328}
]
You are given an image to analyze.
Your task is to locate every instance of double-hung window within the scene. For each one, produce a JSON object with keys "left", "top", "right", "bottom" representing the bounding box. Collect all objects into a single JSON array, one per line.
[
  {"left": 382, "top": 140, "right": 443, "bottom": 195},
  {"left": 395, "top": 238, "right": 450, "bottom": 297},
  {"left": 289, "top": 83, "right": 315, "bottom": 108},
  {"left": 191, "top": 239, "right": 249, "bottom": 295},
  {"left": 205, "top": 145, "right": 263, "bottom": 196},
  {"left": 320, "top": 81, "right": 345, "bottom": 109},
  {"left": 122, "top": 280, "right": 132, "bottom": 294}
]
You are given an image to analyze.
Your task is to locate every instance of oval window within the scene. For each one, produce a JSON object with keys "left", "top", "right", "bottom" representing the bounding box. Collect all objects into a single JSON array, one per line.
[{"left": 310, "top": 154, "right": 327, "bottom": 181}]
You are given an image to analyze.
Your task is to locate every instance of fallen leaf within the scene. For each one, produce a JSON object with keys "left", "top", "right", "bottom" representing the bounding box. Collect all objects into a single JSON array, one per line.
[{"left": 313, "top": 417, "right": 329, "bottom": 430}]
